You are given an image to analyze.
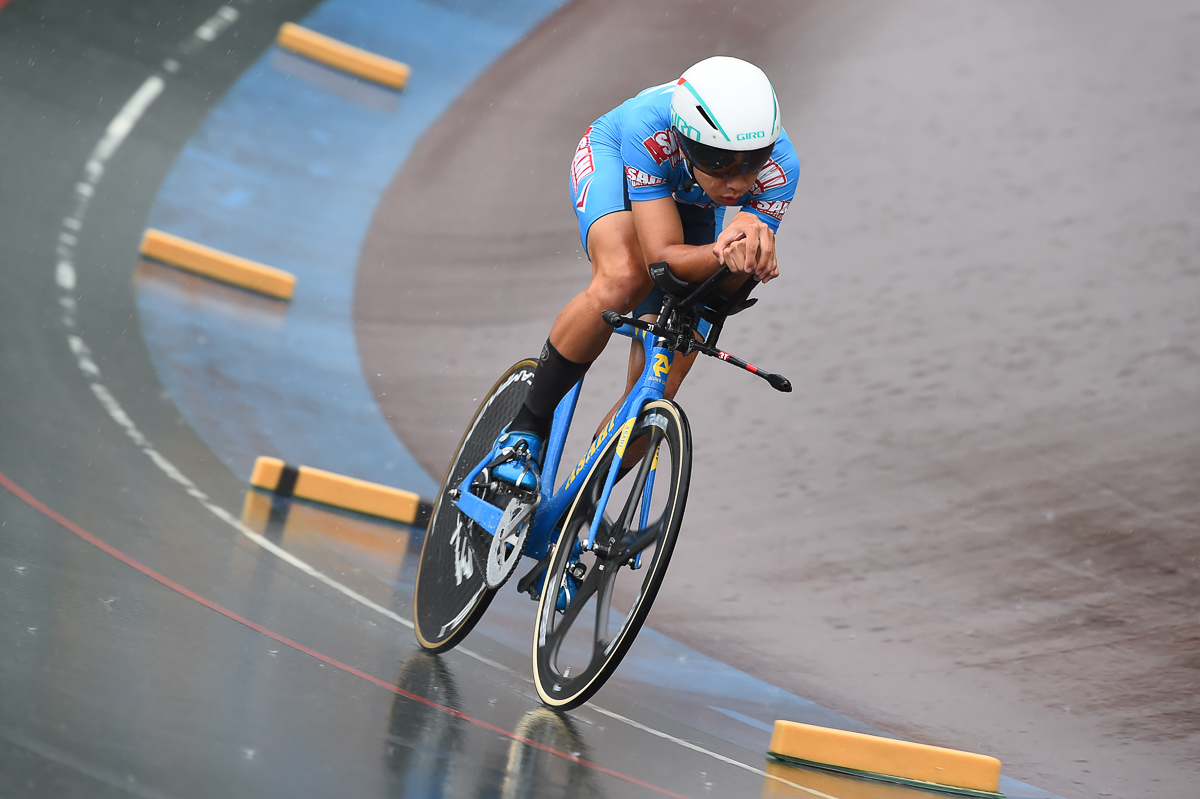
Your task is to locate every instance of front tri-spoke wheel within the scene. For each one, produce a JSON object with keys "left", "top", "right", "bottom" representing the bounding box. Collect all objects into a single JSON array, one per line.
[{"left": 532, "top": 399, "right": 691, "bottom": 709}]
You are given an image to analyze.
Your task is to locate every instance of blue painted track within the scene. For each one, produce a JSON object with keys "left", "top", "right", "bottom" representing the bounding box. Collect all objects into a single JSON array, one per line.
[{"left": 139, "top": 0, "right": 575, "bottom": 494}]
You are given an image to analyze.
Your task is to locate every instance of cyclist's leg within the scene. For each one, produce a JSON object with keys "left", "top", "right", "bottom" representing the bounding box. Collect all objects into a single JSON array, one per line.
[
  {"left": 495, "top": 217, "right": 652, "bottom": 489},
  {"left": 527, "top": 214, "right": 653, "bottom": 453},
  {"left": 592, "top": 200, "right": 718, "bottom": 437},
  {"left": 549, "top": 210, "right": 652, "bottom": 363},
  {"left": 494, "top": 125, "right": 649, "bottom": 488}
]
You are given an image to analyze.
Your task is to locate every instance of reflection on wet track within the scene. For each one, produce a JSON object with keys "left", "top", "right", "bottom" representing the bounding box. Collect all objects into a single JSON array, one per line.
[
  {"left": 386, "top": 656, "right": 607, "bottom": 799},
  {"left": 0, "top": 468, "right": 746, "bottom": 797},
  {"left": 387, "top": 654, "right": 466, "bottom": 797}
]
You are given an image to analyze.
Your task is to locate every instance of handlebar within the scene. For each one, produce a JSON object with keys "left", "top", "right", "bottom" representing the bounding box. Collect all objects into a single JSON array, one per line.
[
  {"left": 601, "top": 309, "right": 629, "bottom": 327},
  {"left": 603, "top": 262, "right": 792, "bottom": 393}
]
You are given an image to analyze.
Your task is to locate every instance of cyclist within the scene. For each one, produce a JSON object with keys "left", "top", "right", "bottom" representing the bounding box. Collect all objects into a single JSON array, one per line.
[{"left": 493, "top": 56, "right": 799, "bottom": 491}]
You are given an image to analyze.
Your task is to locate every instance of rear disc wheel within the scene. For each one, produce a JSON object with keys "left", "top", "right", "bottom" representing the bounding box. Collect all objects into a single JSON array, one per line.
[{"left": 413, "top": 359, "right": 537, "bottom": 652}]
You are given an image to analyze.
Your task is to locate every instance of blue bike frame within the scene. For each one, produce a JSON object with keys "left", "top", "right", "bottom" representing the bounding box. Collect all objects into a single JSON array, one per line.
[{"left": 451, "top": 315, "right": 708, "bottom": 563}]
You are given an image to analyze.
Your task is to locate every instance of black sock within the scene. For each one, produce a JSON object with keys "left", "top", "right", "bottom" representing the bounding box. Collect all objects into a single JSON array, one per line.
[{"left": 510, "top": 340, "right": 592, "bottom": 440}]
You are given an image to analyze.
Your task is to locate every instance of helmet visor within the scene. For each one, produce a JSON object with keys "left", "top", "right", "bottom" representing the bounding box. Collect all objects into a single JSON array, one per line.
[{"left": 676, "top": 133, "right": 775, "bottom": 177}]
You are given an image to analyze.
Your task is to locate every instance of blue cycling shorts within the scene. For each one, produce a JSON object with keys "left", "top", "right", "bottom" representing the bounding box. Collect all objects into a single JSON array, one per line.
[{"left": 569, "top": 122, "right": 628, "bottom": 250}]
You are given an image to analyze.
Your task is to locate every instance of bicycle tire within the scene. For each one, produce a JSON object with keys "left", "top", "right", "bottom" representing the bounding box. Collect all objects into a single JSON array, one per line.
[
  {"left": 413, "top": 358, "right": 537, "bottom": 652},
  {"left": 532, "top": 399, "right": 691, "bottom": 709}
]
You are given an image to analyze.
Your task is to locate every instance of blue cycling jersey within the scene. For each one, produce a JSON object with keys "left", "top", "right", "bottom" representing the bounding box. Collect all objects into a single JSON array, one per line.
[{"left": 573, "top": 80, "right": 799, "bottom": 233}]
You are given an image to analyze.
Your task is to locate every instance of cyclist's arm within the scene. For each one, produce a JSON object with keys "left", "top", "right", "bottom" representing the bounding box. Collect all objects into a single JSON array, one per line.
[
  {"left": 631, "top": 198, "right": 778, "bottom": 283},
  {"left": 630, "top": 197, "right": 714, "bottom": 282}
]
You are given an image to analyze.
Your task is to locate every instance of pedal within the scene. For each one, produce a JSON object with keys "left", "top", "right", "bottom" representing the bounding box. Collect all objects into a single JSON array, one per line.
[{"left": 486, "top": 438, "right": 541, "bottom": 494}]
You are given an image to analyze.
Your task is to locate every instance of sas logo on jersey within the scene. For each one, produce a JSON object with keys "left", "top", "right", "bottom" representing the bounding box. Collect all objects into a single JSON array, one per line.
[
  {"left": 750, "top": 158, "right": 787, "bottom": 195},
  {"left": 571, "top": 126, "right": 596, "bottom": 200},
  {"left": 625, "top": 166, "right": 667, "bottom": 189},
  {"left": 749, "top": 199, "right": 790, "bottom": 222},
  {"left": 574, "top": 178, "right": 593, "bottom": 212},
  {"left": 642, "top": 129, "right": 682, "bottom": 167}
]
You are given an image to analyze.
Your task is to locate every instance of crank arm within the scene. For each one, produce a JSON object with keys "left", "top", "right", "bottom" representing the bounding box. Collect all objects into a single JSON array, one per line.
[
  {"left": 517, "top": 551, "right": 554, "bottom": 598},
  {"left": 452, "top": 490, "right": 503, "bottom": 534}
]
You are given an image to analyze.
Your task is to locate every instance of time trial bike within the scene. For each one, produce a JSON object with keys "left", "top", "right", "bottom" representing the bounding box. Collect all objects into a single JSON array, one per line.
[{"left": 413, "top": 261, "right": 790, "bottom": 710}]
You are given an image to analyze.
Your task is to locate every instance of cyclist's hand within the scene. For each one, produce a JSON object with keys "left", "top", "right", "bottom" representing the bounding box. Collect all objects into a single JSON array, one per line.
[{"left": 714, "top": 213, "right": 778, "bottom": 282}]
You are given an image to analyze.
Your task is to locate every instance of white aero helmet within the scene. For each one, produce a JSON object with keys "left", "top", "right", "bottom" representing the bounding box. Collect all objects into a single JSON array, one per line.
[{"left": 670, "top": 56, "right": 781, "bottom": 176}]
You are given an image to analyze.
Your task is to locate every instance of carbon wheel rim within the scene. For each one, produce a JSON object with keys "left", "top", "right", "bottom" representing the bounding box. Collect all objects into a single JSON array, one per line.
[{"left": 532, "top": 400, "right": 690, "bottom": 708}]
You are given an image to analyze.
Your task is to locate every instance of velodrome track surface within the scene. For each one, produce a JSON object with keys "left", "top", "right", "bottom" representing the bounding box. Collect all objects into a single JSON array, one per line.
[{"left": 1, "top": 1, "right": 1196, "bottom": 798}]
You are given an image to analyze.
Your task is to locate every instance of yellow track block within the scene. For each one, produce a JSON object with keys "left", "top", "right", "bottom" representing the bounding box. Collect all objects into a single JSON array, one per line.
[
  {"left": 277, "top": 22, "right": 411, "bottom": 90},
  {"left": 249, "top": 456, "right": 431, "bottom": 526},
  {"left": 769, "top": 720, "right": 1002, "bottom": 797},
  {"left": 249, "top": 457, "right": 285, "bottom": 490},
  {"left": 140, "top": 229, "right": 295, "bottom": 300}
]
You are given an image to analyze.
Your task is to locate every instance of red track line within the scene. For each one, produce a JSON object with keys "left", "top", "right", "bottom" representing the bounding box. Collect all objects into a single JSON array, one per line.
[
  {"left": 0, "top": 469, "right": 692, "bottom": 799},
  {"left": 0, "top": 0, "right": 12, "bottom": 10}
]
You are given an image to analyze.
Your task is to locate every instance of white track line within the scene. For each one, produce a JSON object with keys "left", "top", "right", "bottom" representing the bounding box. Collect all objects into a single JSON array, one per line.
[
  {"left": 589, "top": 706, "right": 837, "bottom": 799},
  {"left": 53, "top": 6, "right": 815, "bottom": 795}
]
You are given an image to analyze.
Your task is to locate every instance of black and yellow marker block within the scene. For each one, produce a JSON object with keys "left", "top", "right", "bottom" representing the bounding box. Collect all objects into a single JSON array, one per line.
[
  {"left": 140, "top": 229, "right": 296, "bottom": 300},
  {"left": 250, "top": 456, "right": 432, "bottom": 526},
  {"left": 276, "top": 22, "right": 411, "bottom": 90},
  {"left": 768, "top": 720, "right": 1003, "bottom": 798}
]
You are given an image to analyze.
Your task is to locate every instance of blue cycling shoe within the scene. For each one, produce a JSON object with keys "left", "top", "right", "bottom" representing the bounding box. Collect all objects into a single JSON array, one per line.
[{"left": 491, "top": 429, "right": 544, "bottom": 492}]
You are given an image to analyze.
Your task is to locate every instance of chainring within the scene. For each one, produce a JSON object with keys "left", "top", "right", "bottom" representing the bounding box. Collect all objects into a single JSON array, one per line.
[{"left": 485, "top": 495, "right": 537, "bottom": 589}]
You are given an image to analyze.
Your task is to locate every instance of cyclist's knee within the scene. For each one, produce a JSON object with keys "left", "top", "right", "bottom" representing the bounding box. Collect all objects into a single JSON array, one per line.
[{"left": 587, "top": 259, "right": 651, "bottom": 312}]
